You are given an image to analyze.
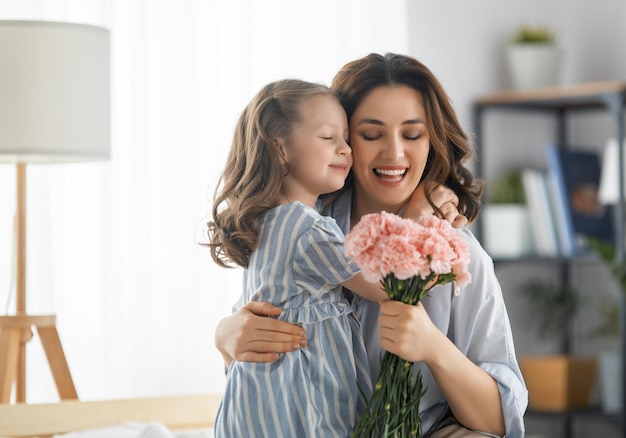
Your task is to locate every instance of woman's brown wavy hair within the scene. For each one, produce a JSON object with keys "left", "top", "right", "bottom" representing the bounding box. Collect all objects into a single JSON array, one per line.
[
  {"left": 330, "top": 52, "right": 484, "bottom": 222},
  {"left": 207, "top": 79, "right": 336, "bottom": 268}
]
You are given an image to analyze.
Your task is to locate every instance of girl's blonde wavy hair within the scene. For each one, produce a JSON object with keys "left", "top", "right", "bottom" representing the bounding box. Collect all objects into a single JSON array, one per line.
[{"left": 207, "top": 79, "right": 336, "bottom": 268}]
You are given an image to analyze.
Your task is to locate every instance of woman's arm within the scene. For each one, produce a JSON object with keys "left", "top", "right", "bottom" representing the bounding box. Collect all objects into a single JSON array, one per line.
[
  {"left": 378, "top": 300, "right": 505, "bottom": 435},
  {"left": 214, "top": 275, "right": 385, "bottom": 368},
  {"left": 215, "top": 301, "right": 307, "bottom": 368}
]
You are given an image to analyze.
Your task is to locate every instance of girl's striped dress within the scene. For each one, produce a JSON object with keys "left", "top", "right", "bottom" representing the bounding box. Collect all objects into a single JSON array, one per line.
[{"left": 214, "top": 201, "right": 372, "bottom": 438}]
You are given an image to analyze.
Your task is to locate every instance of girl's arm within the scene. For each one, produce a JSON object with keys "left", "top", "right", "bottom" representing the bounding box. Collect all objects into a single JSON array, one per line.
[
  {"left": 403, "top": 184, "right": 468, "bottom": 228},
  {"left": 215, "top": 301, "right": 307, "bottom": 367},
  {"left": 214, "top": 184, "right": 463, "bottom": 365},
  {"left": 379, "top": 300, "right": 505, "bottom": 436},
  {"left": 341, "top": 273, "right": 387, "bottom": 302}
]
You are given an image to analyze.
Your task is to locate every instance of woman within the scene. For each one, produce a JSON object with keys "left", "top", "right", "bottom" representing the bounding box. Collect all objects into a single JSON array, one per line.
[{"left": 215, "top": 53, "right": 527, "bottom": 437}]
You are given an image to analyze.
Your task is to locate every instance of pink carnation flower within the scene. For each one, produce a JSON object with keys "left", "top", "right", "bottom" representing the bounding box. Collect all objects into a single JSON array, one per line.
[{"left": 345, "top": 211, "right": 471, "bottom": 293}]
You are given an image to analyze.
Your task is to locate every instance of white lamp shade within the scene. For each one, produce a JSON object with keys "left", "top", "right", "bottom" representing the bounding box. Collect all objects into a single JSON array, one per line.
[
  {"left": 0, "top": 20, "right": 110, "bottom": 163},
  {"left": 599, "top": 137, "right": 626, "bottom": 204}
]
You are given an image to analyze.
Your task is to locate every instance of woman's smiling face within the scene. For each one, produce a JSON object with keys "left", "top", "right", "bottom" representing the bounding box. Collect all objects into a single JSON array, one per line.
[{"left": 349, "top": 85, "right": 431, "bottom": 215}]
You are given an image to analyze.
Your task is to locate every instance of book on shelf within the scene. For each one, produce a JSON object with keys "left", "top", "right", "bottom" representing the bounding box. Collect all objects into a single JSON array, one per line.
[
  {"left": 545, "top": 145, "right": 614, "bottom": 256},
  {"left": 521, "top": 168, "right": 560, "bottom": 257}
]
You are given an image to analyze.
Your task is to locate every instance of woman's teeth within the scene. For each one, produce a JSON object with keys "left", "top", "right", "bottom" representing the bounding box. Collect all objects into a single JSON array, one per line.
[{"left": 374, "top": 168, "right": 406, "bottom": 181}]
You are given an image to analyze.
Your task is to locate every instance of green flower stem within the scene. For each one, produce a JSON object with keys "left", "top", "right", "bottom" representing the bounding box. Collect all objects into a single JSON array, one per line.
[{"left": 352, "top": 273, "right": 433, "bottom": 438}]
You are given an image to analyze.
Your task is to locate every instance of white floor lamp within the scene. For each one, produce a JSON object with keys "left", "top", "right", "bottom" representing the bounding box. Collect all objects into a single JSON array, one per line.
[{"left": 0, "top": 21, "right": 110, "bottom": 404}]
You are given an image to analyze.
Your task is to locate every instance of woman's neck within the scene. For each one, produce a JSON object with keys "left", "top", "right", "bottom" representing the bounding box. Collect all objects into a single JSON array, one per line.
[{"left": 350, "top": 184, "right": 405, "bottom": 228}]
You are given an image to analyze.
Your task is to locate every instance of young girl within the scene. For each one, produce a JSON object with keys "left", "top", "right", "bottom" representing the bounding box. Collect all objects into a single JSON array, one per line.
[{"left": 207, "top": 79, "right": 387, "bottom": 437}]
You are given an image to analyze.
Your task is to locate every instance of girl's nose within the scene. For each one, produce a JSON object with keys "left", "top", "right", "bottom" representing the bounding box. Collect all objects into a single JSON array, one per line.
[{"left": 339, "top": 139, "right": 351, "bottom": 155}]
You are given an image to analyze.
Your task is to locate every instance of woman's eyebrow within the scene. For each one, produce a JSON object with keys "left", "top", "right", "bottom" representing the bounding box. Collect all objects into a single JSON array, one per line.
[
  {"left": 402, "top": 118, "right": 425, "bottom": 125},
  {"left": 355, "top": 118, "right": 425, "bottom": 126}
]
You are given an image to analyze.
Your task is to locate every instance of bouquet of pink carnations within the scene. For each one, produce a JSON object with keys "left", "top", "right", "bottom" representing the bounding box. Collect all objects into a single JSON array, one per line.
[{"left": 345, "top": 211, "right": 471, "bottom": 438}]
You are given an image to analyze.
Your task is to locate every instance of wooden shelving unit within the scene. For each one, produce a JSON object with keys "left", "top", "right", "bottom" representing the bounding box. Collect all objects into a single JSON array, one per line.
[{"left": 473, "top": 81, "right": 626, "bottom": 437}]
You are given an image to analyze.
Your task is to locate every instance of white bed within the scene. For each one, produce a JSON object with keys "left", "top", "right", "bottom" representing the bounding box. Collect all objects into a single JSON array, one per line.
[{"left": 0, "top": 393, "right": 221, "bottom": 438}]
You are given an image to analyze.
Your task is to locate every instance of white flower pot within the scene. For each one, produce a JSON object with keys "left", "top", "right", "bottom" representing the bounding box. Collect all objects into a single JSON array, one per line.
[
  {"left": 599, "top": 351, "right": 621, "bottom": 414},
  {"left": 483, "top": 204, "right": 534, "bottom": 258},
  {"left": 507, "top": 44, "right": 561, "bottom": 90}
]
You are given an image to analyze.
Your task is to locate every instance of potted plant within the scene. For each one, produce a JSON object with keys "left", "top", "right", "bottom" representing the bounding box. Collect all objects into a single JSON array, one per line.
[
  {"left": 482, "top": 169, "right": 533, "bottom": 258},
  {"left": 518, "top": 279, "right": 598, "bottom": 411},
  {"left": 587, "top": 238, "right": 624, "bottom": 413},
  {"left": 507, "top": 24, "right": 562, "bottom": 90}
]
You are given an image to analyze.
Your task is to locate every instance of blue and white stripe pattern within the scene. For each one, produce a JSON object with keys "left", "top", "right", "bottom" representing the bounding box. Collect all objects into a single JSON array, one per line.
[{"left": 214, "top": 201, "right": 372, "bottom": 438}]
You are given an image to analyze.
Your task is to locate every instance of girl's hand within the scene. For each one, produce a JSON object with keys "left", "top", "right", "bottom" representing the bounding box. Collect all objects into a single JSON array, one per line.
[
  {"left": 403, "top": 184, "right": 468, "bottom": 228},
  {"left": 377, "top": 300, "right": 445, "bottom": 364},
  {"left": 215, "top": 301, "right": 307, "bottom": 367}
]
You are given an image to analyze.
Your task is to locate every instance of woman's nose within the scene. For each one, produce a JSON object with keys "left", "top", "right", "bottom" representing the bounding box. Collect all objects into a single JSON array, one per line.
[{"left": 380, "top": 135, "right": 404, "bottom": 160}]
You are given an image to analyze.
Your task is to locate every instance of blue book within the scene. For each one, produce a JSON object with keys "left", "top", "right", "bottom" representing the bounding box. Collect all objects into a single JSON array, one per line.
[{"left": 545, "top": 145, "right": 614, "bottom": 256}]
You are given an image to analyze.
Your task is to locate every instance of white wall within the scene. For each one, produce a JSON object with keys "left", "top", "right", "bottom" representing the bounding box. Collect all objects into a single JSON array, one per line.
[{"left": 406, "top": 0, "right": 626, "bottom": 127}]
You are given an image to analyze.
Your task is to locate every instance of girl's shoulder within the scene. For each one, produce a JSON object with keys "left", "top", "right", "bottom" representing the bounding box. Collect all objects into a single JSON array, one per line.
[
  {"left": 266, "top": 201, "right": 339, "bottom": 235},
  {"left": 266, "top": 201, "right": 319, "bottom": 222}
]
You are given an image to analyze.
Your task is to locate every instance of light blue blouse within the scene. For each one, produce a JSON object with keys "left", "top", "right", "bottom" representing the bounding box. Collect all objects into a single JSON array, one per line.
[
  {"left": 321, "top": 189, "right": 528, "bottom": 438},
  {"left": 216, "top": 201, "right": 372, "bottom": 438}
]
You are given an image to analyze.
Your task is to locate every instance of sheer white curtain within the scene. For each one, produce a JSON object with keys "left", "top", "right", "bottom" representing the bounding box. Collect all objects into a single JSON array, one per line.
[{"left": 0, "top": 0, "right": 409, "bottom": 402}]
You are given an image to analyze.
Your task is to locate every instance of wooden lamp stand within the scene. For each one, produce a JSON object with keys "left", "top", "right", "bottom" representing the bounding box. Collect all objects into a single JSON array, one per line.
[{"left": 0, "top": 164, "right": 78, "bottom": 403}]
